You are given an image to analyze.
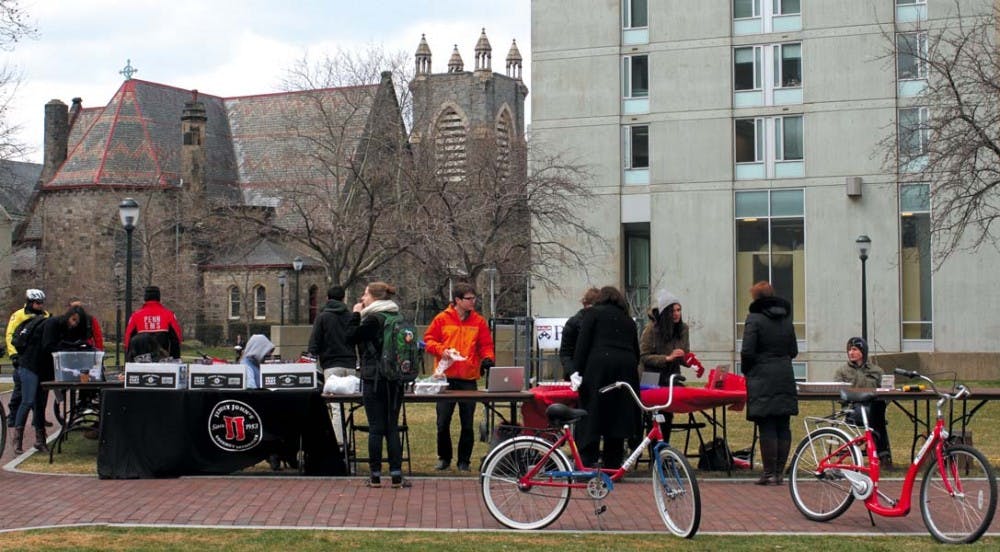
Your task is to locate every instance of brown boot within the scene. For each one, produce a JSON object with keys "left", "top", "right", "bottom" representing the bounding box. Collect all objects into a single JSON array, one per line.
[
  {"left": 34, "top": 427, "right": 49, "bottom": 453},
  {"left": 11, "top": 427, "right": 24, "bottom": 455},
  {"left": 756, "top": 436, "right": 777, "bottom": 485}
]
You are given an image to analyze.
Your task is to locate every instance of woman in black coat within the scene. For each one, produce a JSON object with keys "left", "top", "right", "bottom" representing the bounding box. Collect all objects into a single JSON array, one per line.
[
  {"left": 572, "top": 286, "right": 642, "bottom": 469},
  {"left": 740, "top": 281, "right": 798, "bottom": 485}
]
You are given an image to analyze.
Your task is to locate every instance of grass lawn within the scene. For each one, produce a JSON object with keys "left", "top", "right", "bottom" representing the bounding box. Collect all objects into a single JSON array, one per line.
[{"left": 0, "top": 527, "right": 996, "bottom": 551}]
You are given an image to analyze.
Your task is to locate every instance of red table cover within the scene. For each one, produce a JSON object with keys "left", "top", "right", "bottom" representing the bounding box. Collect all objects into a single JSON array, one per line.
[{"left": 523, "top": 384, "right": 747, "bottom": 430}]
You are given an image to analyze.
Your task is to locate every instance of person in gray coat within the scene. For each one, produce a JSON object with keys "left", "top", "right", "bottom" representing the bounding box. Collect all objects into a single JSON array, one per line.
[{"left": 740, "top": 281, "right": 798, "bottom": 485}]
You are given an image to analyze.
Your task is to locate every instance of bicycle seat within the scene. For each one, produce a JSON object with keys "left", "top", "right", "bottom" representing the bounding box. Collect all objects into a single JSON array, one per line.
[
  {"left": 546, "top": 403, "right": 588, "bottom": 425},
  {"left": 840, "top": 389, "right": 877, "bottom": 404}
]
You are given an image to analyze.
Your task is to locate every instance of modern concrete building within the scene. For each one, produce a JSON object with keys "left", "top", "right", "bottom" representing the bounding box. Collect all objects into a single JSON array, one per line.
[{"left": 530, "top": 0, "right": 1000, "bottom": 378}]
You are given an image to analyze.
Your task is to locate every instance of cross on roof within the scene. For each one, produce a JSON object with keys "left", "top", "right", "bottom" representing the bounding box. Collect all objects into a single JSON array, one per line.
[{"left": 119, "top": 59, "right": 138, "bottom": 80}]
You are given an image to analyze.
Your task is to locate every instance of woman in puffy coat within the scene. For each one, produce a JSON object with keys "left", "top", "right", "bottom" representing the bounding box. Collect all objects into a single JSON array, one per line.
[
  {"left": 740, "top": 281, "right": 798, "bottom": 485},
  {"left": 572, "top": 286, "right": 642, "bottom": 469}
]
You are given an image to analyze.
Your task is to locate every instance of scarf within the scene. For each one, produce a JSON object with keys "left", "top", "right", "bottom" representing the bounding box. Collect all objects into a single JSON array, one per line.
[{"left": 360, "top": 299, "right": 399, "bottom": 320}]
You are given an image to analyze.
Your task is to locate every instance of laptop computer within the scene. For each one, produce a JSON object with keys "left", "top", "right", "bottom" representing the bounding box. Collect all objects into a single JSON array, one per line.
[
  {"left": 640, "top": 371, "right": 661, "bottom": 387},
  {"left": 487, "top": 366, "right": 525, "bottom": 392}
]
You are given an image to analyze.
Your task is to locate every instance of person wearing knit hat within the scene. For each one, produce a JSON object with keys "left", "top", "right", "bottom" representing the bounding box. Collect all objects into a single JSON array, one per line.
[
  {"left": 834, "top": 336, "right": 892, "bottom": 467},
  {"left": 639, "top": 289, "right": 698, "bottom": 444}
]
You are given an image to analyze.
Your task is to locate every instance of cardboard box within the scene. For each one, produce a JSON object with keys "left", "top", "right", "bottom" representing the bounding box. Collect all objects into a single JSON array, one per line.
[
  {"left": 189, "top": 364, "right": 246, "bottom": 390},
  {"left": 125, "top": 362, "right": 188, "bottom": 389},
  {"left": 261, "top": 362, "right": 318, "bottom": 390},
  {"left": 53, "top": 351, "right": 105, "bottom": 382}
]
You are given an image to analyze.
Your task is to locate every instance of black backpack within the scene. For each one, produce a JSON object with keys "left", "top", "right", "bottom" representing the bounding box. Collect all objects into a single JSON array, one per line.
[{"left": 11, "top": 315, "right": 46, "bottom": 352}]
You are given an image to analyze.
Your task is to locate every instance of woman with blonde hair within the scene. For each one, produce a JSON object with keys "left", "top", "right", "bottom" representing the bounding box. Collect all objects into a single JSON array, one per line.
[
  {"left": 740, "top": 281, "right": 798, "bottom": 485},
  {"left": 346, "top": 281, "right": 408, "bottom": 488}
]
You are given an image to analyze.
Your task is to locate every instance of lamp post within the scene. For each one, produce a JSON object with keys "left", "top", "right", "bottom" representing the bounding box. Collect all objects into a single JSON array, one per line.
[
  {"left": 292, "top": 256, "right": 303, "bottom": 324},
  {"left": 118, "top": 198, "right": 140, "bottom": 325},
  {"left": 278, "top": 272, "right": 287, "bottom": 325},
  {"left": 856, "top": 235, "right": 872, "bottom": 343}
]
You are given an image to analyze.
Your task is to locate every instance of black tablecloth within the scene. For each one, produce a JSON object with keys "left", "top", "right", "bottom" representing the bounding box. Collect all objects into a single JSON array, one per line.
[{"left": 97, "top": 389, "right": 345, "bottom": 479}]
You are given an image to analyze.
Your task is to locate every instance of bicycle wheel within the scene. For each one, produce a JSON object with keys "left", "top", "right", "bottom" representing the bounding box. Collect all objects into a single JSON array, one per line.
[
  {"left": 651, "top": 445, "right": 700, "bottom": 538},
  {"left": 789, "top": 427, "right": 862, "bottom": 521},
  {"left": 0, "top": 408, "right": 6, "bottom": 453},
  {"left": 920, "top": 444, "right": 997, "bottom": 544},
  {"left": 480, "top": 436, "right": 572, "bottom": 530}
]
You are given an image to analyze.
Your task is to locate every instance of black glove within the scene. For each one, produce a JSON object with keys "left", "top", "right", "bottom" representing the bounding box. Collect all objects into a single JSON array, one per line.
[
  {"left": 480, "top": 358, "right": 494, "bottom": 375},
  {"left": 10, "top": 354, "right": 18, "bottom": 368}
]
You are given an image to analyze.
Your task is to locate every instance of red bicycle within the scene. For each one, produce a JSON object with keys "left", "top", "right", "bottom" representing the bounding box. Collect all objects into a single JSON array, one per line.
[
  {"left": 789, "top": 369, "right": 997, "bottom": 543},
  {"left": 479, "top": 376, "right": 700, "bottom": 537}
]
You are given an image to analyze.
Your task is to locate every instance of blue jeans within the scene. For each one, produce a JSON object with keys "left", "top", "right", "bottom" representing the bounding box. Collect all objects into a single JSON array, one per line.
[
  {"left": 6, "top": 363, "right": 22, "bottom": 426},
  {"left": 15, "top": 367, "right": 47, "bottom": 430}
]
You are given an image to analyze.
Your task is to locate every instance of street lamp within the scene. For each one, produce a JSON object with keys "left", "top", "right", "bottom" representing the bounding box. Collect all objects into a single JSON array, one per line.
[
  {"left": 292, "top": 257, "right": 303, "bottom": 324},
  {"left": 856, "top": 235, "right": 872, "bottom": 343},
  {"left": 278, "top": 272, "right": 287, "bottom": 325},
  {"left": 118, "top": 198, "right": 140, "bottom": 325}
]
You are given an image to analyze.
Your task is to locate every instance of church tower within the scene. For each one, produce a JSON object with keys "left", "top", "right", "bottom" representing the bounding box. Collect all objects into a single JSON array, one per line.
[{"left": 408, "top": 28, "right": 528, "bottom": 184}]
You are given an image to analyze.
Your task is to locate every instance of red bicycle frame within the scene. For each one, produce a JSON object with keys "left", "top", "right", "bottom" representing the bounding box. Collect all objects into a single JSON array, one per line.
[{"left": 817, "top": 403, "right": 954, "bottom": 517}]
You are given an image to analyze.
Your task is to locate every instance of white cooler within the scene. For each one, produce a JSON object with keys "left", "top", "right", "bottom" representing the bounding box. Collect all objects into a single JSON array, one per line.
[
  {"left": 261, "top": 362, "right": 319, "bottom": 390},
  {"left": 124, "top": 362, "right": 188, "bottom": 389},
  {"left": 52, "top": 351, "right": 105, "bottom": 382},
  {"left": 189, "top": 364, "right": 246, "bottom": 390}
]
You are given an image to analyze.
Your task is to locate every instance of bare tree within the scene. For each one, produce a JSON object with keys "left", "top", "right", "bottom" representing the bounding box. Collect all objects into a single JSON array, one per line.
[
  {"left": 0, "top": 0, "right": 36, "bottom": 161},
  {"left": 882, "top": 2, "right": 1000, "bottom": 264},
  {"left": 405, "top": 134, "right": 602, "bottom": 312}
]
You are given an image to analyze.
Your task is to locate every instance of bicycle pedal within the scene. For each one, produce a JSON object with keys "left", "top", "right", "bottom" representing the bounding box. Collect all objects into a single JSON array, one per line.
[{"left": 594, "top": 505, "right": 607, "bottom": 516}]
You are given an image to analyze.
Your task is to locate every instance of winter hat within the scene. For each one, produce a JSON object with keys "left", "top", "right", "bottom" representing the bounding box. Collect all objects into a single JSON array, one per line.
[
  {"left": 655, "top": 289, "right": 681, "bottom": 314},
  {"left": 846, "top": 336, "right": 868, "bottom": 361}
]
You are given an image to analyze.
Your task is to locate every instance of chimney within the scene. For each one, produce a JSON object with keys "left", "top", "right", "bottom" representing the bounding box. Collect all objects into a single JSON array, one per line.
[
  {"left": 181, "top": 90, "right": 207, "bottom": 195},
  {"left": 40, "top": 99, "right": 69, "bottom": 183}
]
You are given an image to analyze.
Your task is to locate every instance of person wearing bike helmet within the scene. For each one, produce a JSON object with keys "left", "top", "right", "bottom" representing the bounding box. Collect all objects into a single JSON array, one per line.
[
  {"left": 835, "top": 336, "right": 893, "bottom": 467},
  {"left": 4, "top": 289, "right": 50, "bottom": 433}
]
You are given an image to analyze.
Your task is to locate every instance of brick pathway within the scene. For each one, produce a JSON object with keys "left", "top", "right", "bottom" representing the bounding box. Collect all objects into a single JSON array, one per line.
[{"left": 1, "top": 393, "right": 998, "bottom": 536}]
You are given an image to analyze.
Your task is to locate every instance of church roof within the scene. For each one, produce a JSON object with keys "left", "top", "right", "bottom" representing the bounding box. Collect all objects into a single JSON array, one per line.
[
  {"left": 0, "top": 159, "right": 41, "bottom": 216},
  {"left": 45, "top": 79, "right": 381, "bottom": 203},
  {"left": 203, "top": 236, "right": 317, "bottom": 269}
]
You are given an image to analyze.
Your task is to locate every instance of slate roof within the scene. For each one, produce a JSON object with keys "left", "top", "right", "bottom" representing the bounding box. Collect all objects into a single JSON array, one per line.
[
  {"left": 45, "top": 79, "right": 382, "bottom": 204},
  {"left": 0, "top": 159, "right": 42, "bottom": 216},
  {"left": 203, "top": 237, "right": 319, "bottom": 270}
]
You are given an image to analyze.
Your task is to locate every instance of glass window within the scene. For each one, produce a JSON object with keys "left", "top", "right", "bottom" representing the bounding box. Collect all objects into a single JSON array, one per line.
[
  {"left": 897, "top": 33, "right": 927, "bottom": 80},
  {"left": 777, "top": 116, "right": 803, "bottom": 161},
  {"left": 624, "top": 55, "right": 649, "bottom": 98},
  {"left": 896, "top": 0, "right": 924, "bottom": 4},
  {"left": 776, "top": 43, "right": 801, "bottom": 87},
  {"left": 624, "top": 223, "right": 650, "bottom": 315},
  {"left": 624, "top": 0, "right": 648, "bottom": 28},
  {"left": 736, "top": 189, "right": 805, "bottom": 338},
  {"left": 734, "top": 47, "right": 761, "bottom": 90},
  {"left": 774, "top": 0, "right": 800, "bottom": 15},
  {"left": 734, "top": 0, "right": 760, "bottom": 19},
  {"left": 898, "top": 107, "right": 929, "bottom": 157},
  {"left": 626, "top": 125, "right": 649, "bottom": 169},
  {"left": 229, "top": 287, "right": 240, "bottom": 319},
  {"left": 254, "top": 286, "right": 266, "bottom": 319},
  {"left": 735, "top": 118, "right": 762, "bottom": 163},
  {"left": 900, "top": 183, "right": 932, "bottom": 339}
]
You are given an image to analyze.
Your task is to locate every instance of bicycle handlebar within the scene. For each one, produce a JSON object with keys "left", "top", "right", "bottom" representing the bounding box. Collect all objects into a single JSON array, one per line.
[
  {"left": 893, "top": 368, "right": 970, "bottom": 401},
  {"left": 599, "top": 374, "right": 685, "bottom": 413}
]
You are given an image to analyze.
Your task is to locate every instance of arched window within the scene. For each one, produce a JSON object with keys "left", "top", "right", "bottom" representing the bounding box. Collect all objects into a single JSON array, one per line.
[
  {"left": 229, "top": 286, "right": 241, "bottom": 319},
  {"left": 308, "top": 285, "right": 319, "bottom": 323},
  {"left": 254, "top": 285, "right": 267, "bottom": 319},
  {"left": 495, "top": 108, "right": 515, "bottom": 183},
  {"left": 434, "top": 106, "right": 467, "bottom": 182}
]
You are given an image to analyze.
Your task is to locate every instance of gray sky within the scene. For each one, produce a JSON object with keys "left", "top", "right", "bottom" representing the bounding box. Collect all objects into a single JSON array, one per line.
[{"left": 4, "top": 0, "right": 530, "bottom": 163}]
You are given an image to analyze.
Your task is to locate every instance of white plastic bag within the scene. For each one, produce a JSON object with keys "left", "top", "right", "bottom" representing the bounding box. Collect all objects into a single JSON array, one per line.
[
  {"left": 323, "top": 374, "right": 360, "bottom": 394},
  {"left": 570, "top": 371, "right": 582, "bottom": 392},
  {"left": 434, "top": 348, "right": 467, "bottom": 378}
]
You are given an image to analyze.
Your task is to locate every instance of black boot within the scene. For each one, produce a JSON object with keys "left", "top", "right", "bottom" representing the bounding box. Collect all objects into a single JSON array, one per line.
[
  {"left": 756, "top": 437, "right": 777, "bottom": 485},
  {"left": 34, "top": 427, "right": 49, "bottom": 453},
  {"left": 773, "top": 438, "right": 791, "bottom": 485},
  {"left": 11, "top": 426, "right": 24, "bottom": 455}
]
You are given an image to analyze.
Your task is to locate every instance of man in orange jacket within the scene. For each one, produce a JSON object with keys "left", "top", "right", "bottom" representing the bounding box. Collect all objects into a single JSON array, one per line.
[{"left": 423, "top": 283, "right": 495, "bottom": 472}]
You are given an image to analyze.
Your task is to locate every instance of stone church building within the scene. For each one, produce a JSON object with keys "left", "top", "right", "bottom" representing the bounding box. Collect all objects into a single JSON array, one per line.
[{"left": 9, "top": 30, "right": 526, "bottom": 344}]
